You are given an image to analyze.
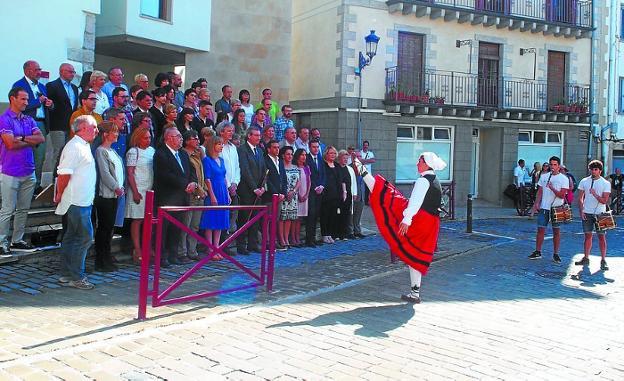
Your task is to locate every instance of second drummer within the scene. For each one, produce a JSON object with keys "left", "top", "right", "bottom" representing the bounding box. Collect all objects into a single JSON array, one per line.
[{"left": 577, "top": 160, "right": 611, "bottom": 270}]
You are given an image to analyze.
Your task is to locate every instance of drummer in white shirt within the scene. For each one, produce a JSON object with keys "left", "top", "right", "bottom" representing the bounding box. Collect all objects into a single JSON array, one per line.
[
  {"left": 528, "top": 156, "right": 569, "bottom": 263},
  {"left": 576, "top": 160, "right": 611, "bottom": 270}
]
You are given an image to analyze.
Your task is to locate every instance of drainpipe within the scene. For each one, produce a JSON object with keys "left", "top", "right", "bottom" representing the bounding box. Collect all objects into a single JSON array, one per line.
[
  {"left": 604, "top": 0, "right": 617, "bottom": 173},
  {"left": 588, "top": 0, "right": 597, "bottom": 163}
]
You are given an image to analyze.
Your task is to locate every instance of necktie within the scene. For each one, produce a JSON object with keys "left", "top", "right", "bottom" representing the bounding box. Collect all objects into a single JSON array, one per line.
[
  {"left": 253, "top": 147, "right": 259, "bottom": 161},
  {"left": 64, "top": 81, "right": 75, "bottom": 108},
  {"left": 174, "top": 151, "right": 184, "bottom": 172},
  {"left": 313, "top": 157, "right": 318, "bottom": 170}
]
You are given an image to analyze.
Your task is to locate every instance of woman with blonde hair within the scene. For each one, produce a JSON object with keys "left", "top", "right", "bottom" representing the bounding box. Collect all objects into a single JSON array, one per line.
[
  {"left": 164, "top": 103, "right": 178, "bottom": 125},
  {"left": 89, "top": 70, "right": 110, "bottom": 114},
  {"left": 320, "top": 146, "right": 348, "bottom": 243},
  {"left": 200, "top": 135, "right": 230, "bottom": 260},
  {"left": 125, "top": 125, "right": 155, "bottom": 264}
]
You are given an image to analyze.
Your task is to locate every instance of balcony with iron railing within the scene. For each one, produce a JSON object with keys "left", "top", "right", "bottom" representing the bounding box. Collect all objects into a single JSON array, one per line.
[
  {"left": 386, "top": 0, "right": 592, "bottom": 38},
  {"left": 384, "top": 66, "right": 591, "bottom": 123}
]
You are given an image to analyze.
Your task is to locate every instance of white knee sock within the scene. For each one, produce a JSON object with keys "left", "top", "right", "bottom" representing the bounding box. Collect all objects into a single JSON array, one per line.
[
  {"left": 409, "top": 267, "right": 422, "bottom": 290},
  {"left": 363, "top": 173, "right": 375, "bottom": 192}
]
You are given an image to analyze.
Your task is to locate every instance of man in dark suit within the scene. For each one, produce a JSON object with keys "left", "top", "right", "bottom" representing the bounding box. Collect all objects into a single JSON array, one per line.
[
  {"left": 46, "top": 63, "right": 79, "bottom": 174},
  {"left": 264, "top": 140, "right": 287, "bottom": 249},
  {"left": 305, "top": 139, "right": 326, "bottom": 247},
  {"left": 153, "top": 127, "right": 198, "bottom": 267},
  {"left": 236, "top": 127, "right": 267, "bottom": 255},
  {"left": 13, "top": 60, "right": 53, "bottom": 190}
]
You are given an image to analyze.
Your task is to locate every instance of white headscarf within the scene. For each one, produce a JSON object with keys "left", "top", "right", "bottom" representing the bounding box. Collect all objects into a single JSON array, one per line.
[{"left": 421, "top": 152, "right": 447, "bottom": 171}]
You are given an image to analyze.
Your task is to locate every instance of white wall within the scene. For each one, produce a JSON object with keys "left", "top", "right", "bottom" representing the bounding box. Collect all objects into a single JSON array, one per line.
[
  {"left": 0, "top": 0, "right": 100, "bottom": 102},
  {"left": 97, "top": 0, "right": 211, "bottom": 51}
]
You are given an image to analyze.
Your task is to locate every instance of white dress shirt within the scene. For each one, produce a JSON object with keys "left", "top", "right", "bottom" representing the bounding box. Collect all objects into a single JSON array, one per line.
[
  {"left": 55, "top": 135, "right": 97, "bottom": 215},
  {"left": 26, "top": 78, "right": 45, "bottom": 119},
  {"left": 220, "top": 141, "right": 241, "bottom": 187},
  {"left": 402, "top": 170, "right": 434, "bottom": 226}
]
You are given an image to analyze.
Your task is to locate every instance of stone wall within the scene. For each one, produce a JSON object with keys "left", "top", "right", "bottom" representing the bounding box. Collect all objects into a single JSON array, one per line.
[{"left": 184, "top": 0, "right": 292, "bottom": 106}]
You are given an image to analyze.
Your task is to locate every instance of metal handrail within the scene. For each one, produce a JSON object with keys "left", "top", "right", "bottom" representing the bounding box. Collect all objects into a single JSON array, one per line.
[{"left": 387, "top": 0, "right": 593, "bottom": 29}]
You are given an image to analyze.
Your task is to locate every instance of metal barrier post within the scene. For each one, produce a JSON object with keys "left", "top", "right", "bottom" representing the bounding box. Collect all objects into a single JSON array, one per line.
[
  {"left": 266, "top": 194, "right": 279, "bottom": 292},
  {"left": 466, "top": 193, "right": 473, "bottom": 233},
  {"left": 138, "top": 191, "right": 155, "bottom": 320}
]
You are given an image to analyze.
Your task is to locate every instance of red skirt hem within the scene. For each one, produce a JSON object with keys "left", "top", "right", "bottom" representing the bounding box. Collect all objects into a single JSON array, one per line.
[{"left": 370, "top": 175, "right": 440, "bottom": 275}]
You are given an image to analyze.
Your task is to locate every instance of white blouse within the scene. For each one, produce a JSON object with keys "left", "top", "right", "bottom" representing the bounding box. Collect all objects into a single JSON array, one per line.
[{"left": 401, "top": 170, "right": 434, "bottom": 226}]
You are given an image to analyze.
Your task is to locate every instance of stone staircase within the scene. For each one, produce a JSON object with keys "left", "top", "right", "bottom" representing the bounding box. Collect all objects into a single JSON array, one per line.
[{"left": 0, "top": 198, "right": 132, "bottom": 266}]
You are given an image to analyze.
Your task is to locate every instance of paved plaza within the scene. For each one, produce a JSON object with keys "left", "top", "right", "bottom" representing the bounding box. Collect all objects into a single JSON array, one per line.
[{"left": 0, "top": 212, "right": 622, "bottom": 380}]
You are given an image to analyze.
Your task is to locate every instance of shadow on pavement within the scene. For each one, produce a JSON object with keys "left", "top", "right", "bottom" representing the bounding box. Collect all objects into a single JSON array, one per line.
[{"left": 267, "top": 303, "right": 415, "bottom": 338}]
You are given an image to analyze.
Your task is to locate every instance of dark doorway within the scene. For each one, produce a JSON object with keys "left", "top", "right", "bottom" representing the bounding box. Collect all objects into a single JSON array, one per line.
[
  {"left": 478, "top": 42, "right": 500, "bottom": 108},
  {"left": 397, "top": 32, "right": 425, "bottom": 99},
  {"left": 547, "top": 51, "right": 567, "bottom": 109}
]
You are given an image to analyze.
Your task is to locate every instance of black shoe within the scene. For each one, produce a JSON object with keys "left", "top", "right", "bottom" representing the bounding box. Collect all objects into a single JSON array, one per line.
[
  {"left": 528, "top": 251, "right": 542, "bottom": 260},
  {"left": 160, "top": 259, "right": 171, "bottom": 268},
  {"left": 10, "top": 240, "right": 36, "bottom": 252},
  {"left": 275, "top": 243, "right": 287, "bottom": 251},
  {"left": 346, "top": 234, "right": 356, "bottom": 240},
  {"left": 170, "top": 256, "right": 190, "bottom": 265},
  {"left": 187, "top": 253, "right": 200, "bottom": 261},
  {"left": 552, "top": 253, "right": 561, "bottom": 264},
  {"left": 305, "top": 242, "right": 317, "bottom": 248},
  {"left": 401, "top": 286, "right": 421, "bottom": 304},
  {"left": 354, "top": 233, "right": 365, "bottom": 239},
  {"left": 600, "top": 259, "right": 609, "bottom": 271},
  {"left": 0, "top": 246, "right": 12, "bottom": 256},
  {"left": 95, "top": 263, "right": 117, "bottom": 273},
  {"left": 575, "top": 257, "right": 589, "bottom": 266},
  {"left": 248, "top": 246, "right": 262, "bottom": 253},
  {"left": 237, "top": 248, "right": 250, "bottom": 256}
]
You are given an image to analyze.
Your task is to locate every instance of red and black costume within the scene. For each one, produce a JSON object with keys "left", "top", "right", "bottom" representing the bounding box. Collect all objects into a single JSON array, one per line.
[{"left": 370, "top": 174, "right": 442, "bottom": 275}]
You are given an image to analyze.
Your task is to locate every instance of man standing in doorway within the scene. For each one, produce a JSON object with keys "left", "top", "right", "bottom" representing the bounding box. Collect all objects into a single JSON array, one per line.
[
  {"left": 360, "top": 140, "right": 375, "bottom": 205},
  {"left": 529, "top": 156, "right": 569, "bottom": 263},
  {"left": 514, "top": 159, "right": 529, "bottom": 215}
]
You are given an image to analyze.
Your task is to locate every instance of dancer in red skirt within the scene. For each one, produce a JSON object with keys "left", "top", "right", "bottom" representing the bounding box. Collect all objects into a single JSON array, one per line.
[{"left": 354, "top": 152, "right": 446, "bottom": 303}]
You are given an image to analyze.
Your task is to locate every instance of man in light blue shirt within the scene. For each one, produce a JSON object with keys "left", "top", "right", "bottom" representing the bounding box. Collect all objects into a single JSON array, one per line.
[{"left": 102, "top": 67, "right": 128, "bottom": 105}]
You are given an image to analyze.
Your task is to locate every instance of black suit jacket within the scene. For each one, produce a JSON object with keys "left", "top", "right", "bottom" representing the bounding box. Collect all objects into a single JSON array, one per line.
[
  {"left": 306, "top": 152, "right": 326, "bottom": 189},
  {"left": 237, "top": 143, "right": 267, "bottom": 202},
  {"left": 153, "top": 146, "right": 197, "bottom": 207},
  {"left": 46, "top": 78, "right": 79, "bottom": 132},
  {"left": 149, "top": 106, "right": 167, "bottom": 141},
  {"left": 264, "top": 155, "right": 287, "bottom": 203}
]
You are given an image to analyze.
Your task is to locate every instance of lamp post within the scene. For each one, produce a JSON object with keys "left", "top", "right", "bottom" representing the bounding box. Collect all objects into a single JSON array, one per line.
[
  {"left": 520, "top": 48, "right": 537, "bottom": 80},
  {"left": 355, "top": 30, "right": 380, "bottom": 147}
]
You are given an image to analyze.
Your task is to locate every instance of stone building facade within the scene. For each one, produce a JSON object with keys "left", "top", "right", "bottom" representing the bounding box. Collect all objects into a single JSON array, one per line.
[{"left": 291, "top": 0, "right": 597, "bottom": 205}]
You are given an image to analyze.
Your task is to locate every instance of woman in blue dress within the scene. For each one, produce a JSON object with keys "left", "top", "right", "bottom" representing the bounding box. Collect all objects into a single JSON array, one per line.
[{"left": 200, "top": 135, "right": 230, "bottom": 260}]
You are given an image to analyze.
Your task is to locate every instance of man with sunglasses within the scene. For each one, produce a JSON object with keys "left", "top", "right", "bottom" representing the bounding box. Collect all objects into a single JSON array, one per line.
[
  {"left": 529, "top": 156, "right": 569, "bottom": 263},
  {"left": 576, "top": 160, "right": 611, "bottom": 270}
]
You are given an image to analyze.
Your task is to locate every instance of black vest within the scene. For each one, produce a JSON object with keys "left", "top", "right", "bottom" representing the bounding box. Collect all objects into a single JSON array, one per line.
[{"left": 421, "top": 174, "right": 442, "bottom": 216}]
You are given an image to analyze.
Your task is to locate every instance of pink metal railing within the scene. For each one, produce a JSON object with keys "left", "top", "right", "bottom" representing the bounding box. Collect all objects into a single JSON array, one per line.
[{"left": 138, "top": 191, "right": 279, "bottom": 320}]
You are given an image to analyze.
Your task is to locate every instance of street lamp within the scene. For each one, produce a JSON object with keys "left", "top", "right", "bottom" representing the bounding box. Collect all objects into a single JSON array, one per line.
[{"left": 355, "top": 30, "right": 380, "bottom": 147}]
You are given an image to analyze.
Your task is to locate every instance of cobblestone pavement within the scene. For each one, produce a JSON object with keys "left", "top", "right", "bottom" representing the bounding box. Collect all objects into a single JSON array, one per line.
[{"left": 0, "top": 215, "right": 622, "bottom": 379}]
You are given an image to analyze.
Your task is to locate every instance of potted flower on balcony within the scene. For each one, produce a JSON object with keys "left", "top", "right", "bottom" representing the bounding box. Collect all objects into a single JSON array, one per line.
[
  {"left": 387, "top": 84, "right": 397, "bottom": 101},
  {"left": 420, "top": 89, "right": 430, "bottom": 104},
  {"left": 550, "top": 100, "right": 564, "bottom": 112},
  {"left": 578, "top": 98, "right": 588, "bottom": 113},
  {"left": 432, "top": 96, "right": 446, "bottom": 105}
]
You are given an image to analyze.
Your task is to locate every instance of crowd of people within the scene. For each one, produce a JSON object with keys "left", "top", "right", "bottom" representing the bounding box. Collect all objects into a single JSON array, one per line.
[{"left": 0, "top": 61, "right": 377, "bottom": 290}]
